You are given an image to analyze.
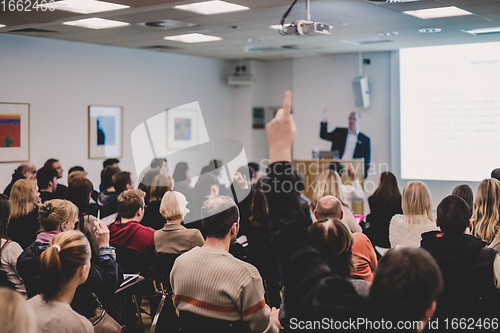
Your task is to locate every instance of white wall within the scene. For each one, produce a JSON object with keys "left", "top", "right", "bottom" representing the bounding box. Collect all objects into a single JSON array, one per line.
[{"left": 0, "top": 34, "right": 233, "bottom": 190}]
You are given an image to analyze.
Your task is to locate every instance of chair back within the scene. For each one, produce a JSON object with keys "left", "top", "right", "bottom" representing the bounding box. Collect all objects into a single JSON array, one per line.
[
  {"left": 115, "top": 246, "right": 152, "bottom": 275},
  {"left": 156, "top": 252, "right": 180, "bottom": 291},
  {"left": 178, "top": 311, "right": 248, "bottom": 333}
]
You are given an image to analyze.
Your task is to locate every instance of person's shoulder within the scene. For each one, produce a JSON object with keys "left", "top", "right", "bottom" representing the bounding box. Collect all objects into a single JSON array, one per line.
[{"left": 358, "top": 132, "right": 370, "bottom": 141}]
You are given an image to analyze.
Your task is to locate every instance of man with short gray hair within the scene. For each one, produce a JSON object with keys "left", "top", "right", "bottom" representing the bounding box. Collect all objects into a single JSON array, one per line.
[{"left": 171, "top": 195, "right": 281, "bottom": 333}]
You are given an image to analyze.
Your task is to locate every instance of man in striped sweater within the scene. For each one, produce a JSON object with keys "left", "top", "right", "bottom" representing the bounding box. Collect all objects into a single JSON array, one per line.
[{"left": 170, "top": 195, "right": 281, "bottom": 333}]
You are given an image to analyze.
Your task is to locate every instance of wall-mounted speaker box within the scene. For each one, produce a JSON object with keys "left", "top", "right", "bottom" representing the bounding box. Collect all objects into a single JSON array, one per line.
[{"left": 352, "top": 76, "right": 371, "bottom": 109}]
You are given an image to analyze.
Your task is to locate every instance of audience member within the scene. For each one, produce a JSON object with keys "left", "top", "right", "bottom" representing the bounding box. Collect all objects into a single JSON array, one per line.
[
  {"left": 172, "top": 162, "right": 193, "bottom": 205},
  {"left": 27, "top": 230, "right": 94, "bottom": 333},
  {"left": 43, "top": 158, "right": 67, "bottom": 199},
  {"left": 232, "top": 166, "right": 254, "bottom": 237},
  {"left": 155, "top": 191, "right": 204, "bottom": 255},
  {"left": 491, "top": 168, "right": 500, "bottom": 181},
  {"left": 0, "top": 194, "right": 26, "bottom": 294},
  {"left": 171, "top": 196, "right": 281, "bottom": 333},
  {"left": 314, "top": 195, "right": 361, "bottom": 233},
  {"left": 313, "top": 196, "right": 376, "bottom": 281},
  {"left": 108, "top": 189, "right": 156, "bottom": 258},
  {"left": 3, "top": 162, "right": 37, "bottom": 197},
  {"left": 202, "top": 159, "right": 230, "bottom": 195},
  {"left": 36, "top": 166, "right": 58, "bottom": 203},
  {"left": 248, "top": 162, "right": 261, "bottom": 187},
  {"left": 364, "top": 171, "right": 402, "bottom": 248},
  {"left": 142, "top": 174, "right": 174, "bottom": 230},
  {"left": 472, "top": 178, "right": 500, "bottom": 251},
  {"left": 100, "top": 159, "right": 120, "bottom": 192},
  {"left": 96, "top": 166, "right": 121, "bottom": 219},
  {"left": 421, "top": 195, "right": 500, "bottom": 320},
  {"left": 389, "top": 181, "right": 438, "bottom": 248},
  {"left": 313, "top": 166, "right": 364, "bottom": 209},
  {"left": 17, "top": 199, "right": 125, "bottom": 325},
  {"left": 265, "top": 91, "right": 442, "bottom": 331},
  {"left": 66, "top": 177, "right": 100, "bottom": 258},
  {"left": 308, "top": 220, "right": 371, "bottom": 296},
  {"left": 7, "top": 179, "right": 41, "bottom": 249},
  {"left": 68, "top": 166, "right": 86, "bottom": 175},
  {"left": 451, "top": 184, "right": 473, "bottom": 213},
  {"left": 139, "top": 158, "right": 168, "bottom": 204},
  {"left": 0, "top": 287, "right": 35, "bottom": 333},
  {"left": 183, "top": 172, "right": 219, "bottom": 233}
]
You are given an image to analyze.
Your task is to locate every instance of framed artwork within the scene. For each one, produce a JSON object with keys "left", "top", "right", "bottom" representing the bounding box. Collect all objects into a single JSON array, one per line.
[
  {"left": 88, "top": 105, "right": 122, "bottom": 159},
  {"left": 166, "top": 108, "right": 199, "bottom": 150},
  {"left": 0, "top": 103, "right": 30, "bottom": 162}
]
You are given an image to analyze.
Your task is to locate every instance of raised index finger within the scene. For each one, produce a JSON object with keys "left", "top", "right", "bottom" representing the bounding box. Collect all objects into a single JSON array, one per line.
[{"left": 282, "top": 91, "right": 292, "bottom": 116}]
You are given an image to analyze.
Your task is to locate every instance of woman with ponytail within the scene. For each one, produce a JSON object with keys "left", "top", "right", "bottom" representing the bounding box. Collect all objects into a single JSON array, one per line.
[
  {"left": 17, "top": 199, "right": 126, "bottom": 327},
  {"left": 27, "top": 230, "right": 94, "bottom": 332}
]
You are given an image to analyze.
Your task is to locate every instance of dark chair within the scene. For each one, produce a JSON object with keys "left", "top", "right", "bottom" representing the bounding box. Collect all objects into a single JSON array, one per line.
[
  {"left": 178, "top": 311, "right": 248, "bottom": 333},
  {"left": 149, "top": 253, "right": 181, "bottom": 333}
]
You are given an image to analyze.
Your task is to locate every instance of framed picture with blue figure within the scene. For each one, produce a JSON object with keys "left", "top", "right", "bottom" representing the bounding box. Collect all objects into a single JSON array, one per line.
[
  {"left": 88, "top": 105, "right": 122, "bottom": 159},
  {"left": 0, "top": 102, "right": 30, "bottom": 162},
  {"left": 166, "top": 107, "right": 199, "bottom": 150}
]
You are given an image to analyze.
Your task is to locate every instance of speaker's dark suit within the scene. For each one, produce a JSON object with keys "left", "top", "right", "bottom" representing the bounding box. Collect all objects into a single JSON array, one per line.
[{"left": 320, "top": 122, "right": 371, "bottom": 178}]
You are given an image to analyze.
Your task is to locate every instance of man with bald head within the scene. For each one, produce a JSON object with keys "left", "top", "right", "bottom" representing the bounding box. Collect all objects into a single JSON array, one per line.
[
  {"left": 3, "top": 161, "right": 37, "bottom": 197},
  {"left": 314, "top": 195, "right": 361, "bottom": 233},
  {"left": 320, "top": 111, "right": 371, "bottom": 178}
]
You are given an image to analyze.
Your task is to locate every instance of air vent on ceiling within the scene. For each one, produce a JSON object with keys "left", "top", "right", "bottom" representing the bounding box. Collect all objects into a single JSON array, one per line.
[
  {"left": 8, "top": 28, "right": 57, "bottom": 34},
  {"left": 246, "top": 44, "right": 323, "bottom": 53},
  {"left": 139, "top": 45, "right": 181, "bottom": 51},
  {"left": 364, "top": 0, "right": 420, "bottom": 3},
  {"left": 342, "top": 37, "right": 393, "bottom": 45},
  {"left": 138, "top": 19, "right": 197, "bottom": 30}
]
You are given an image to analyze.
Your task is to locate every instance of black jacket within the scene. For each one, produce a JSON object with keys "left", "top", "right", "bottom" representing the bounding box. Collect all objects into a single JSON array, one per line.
[
  {"left": 8, "top": 209, "right": 39, "bottom": 249},
  {"left": 320, "top": 124, "right": 371, "bottom": 178},
  {"left": 3, "top": 170, "right": 25, "bottom": 198},
  {"left": 17, "top": 240, "right": 126, "bottom": 324},
  {"left": 421, "top": 231, "right": 500, "bottom": 320}
]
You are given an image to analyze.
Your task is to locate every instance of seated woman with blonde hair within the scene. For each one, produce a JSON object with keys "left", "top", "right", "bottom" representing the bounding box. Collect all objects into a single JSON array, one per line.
[
  {"left": 472, "top": 178, "right": 500, "bottom": 251},
  {"left": 389, "top": 181, "right": 439, "bottom": 248},
  {"left": 27, "top": 230, "right": 94, "bottom": 333},
  {"left": 0, "top": 287, "right": 35, "bottom": 333},
  {"left": 310, "top": 169, "right": 362, "bottom": 233},
  {"left": 17, "top": 199, "right": 125, "bottom": 325},
  {"left": 154, "top": 191, "right": 204, "bottom": 255}
]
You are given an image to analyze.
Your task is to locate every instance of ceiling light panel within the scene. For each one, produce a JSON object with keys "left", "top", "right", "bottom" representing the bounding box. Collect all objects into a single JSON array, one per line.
[
  {"left": 63, "top": 18, "right": 130, "bottom": 29},
  {"left": 164, "top": 33, "right": 221, "bottom": 43},
  {"left": 174, "top": 1, "right": 249, "bottom": 15},
  {"left": 52, "top": 0, "right": 129, "bottom": 14},
  {"left": 0, "top": 24, "right": 5, "bottom": 28},
  {"left": 462, "top": 27, "right": 500, "bottom": 36},
  {"left": 403, "top": 6, "right": 472, "bottom": 19}
]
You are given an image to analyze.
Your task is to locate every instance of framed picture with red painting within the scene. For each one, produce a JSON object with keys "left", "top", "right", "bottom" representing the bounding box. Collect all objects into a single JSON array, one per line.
[{"left": 0, "top": 103, "right": 29, "bottom": 162}]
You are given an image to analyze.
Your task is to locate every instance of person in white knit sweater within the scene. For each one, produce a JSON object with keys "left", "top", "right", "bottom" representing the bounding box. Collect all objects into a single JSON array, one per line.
[
  {"left": 170, "top": 196, "right": 281, "bottom": 333},
  {"left": 389, "top": 181, "right": 439, "bottom": 248}
]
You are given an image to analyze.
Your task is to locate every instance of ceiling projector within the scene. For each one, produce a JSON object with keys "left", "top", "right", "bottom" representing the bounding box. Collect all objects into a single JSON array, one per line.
[{"left": 285, "top": 20, "right": 331, "bottom": 36}]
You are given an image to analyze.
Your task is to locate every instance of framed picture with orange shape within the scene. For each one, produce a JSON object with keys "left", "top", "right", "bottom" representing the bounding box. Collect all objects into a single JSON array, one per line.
[{"left": 0, "top": 103, "right": 30, "bottom": 162}]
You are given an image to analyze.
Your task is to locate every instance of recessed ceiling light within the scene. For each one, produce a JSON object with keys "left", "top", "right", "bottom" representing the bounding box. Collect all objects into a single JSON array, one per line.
[
  {"left": 0, "top": 24, "right": 5, "bottom": 28},
  {"left": 378, "top": 31, "right": 399, "bottom": 37},
  {"left": 462, "top": 27, "right": 500, "bottom": 36},
  {"left": 404, "top": 6, "right": 472, "bottom": 19},
  {"left": 174, "top": 1, "right": 249, "bottom": 15},
  {"left": 247, "top": 37, "right": 263, "bottom": 43},
  {"left": 164, "top": 33, "right": 221, "bottom": 43},
  {"left": 270, "top": 24, "right": 291, "bottom": 30},
  {"left": 50, "top": 0, "right": 129, "bottom": 14},
  {"left": 63, "top": 18, "right": 130, "bottom": 29},
  {"left": 419, "top": 28, "right": 442, "bottom": 33}
]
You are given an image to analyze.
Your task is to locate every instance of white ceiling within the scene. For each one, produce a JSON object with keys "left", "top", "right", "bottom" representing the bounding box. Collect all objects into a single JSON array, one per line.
[{"left": 2, "top": 0, "right": 500, "bottom": 60}]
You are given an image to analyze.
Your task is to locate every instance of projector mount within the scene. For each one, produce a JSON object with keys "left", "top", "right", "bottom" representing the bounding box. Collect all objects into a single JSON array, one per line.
[{"left": 278, "top": 0, "right": 331, "bottom": 36}]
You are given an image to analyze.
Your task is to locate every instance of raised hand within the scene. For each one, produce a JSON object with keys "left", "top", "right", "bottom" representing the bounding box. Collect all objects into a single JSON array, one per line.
[
  {"left": 266, "top": 91, "right": 296, "bottom": 164},
  {"left": 322, "top": 108, "right": 329, "bottom": 122}
]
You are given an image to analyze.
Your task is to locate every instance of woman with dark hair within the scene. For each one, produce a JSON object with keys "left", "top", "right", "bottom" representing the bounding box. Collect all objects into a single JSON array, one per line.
[
  {"left": 27, "top": 230, "right": 94, "bottom": 333},
  {"left": 364, "top": 172, "right": 403, "bottom": 248},
  {"left": 452, "top": 184, "right": 474, "bottom": 212},
  {"left": 7, "top": 179, "right": 41, "bottom": 249},
  {"left": 66, "top": 177, "right": 100, "bottom": 259},
  {"left": 0, "top": 194, "right": 26, "bottom": 294},
  {"left": 143, "top": 174, "right": 174, "bottom": 230},
  {"left": 183, "top": 173, "right": 219, "bottom": 235},
  {"left": 172, "top": 162, "right": 193, "bottom": 205}
]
